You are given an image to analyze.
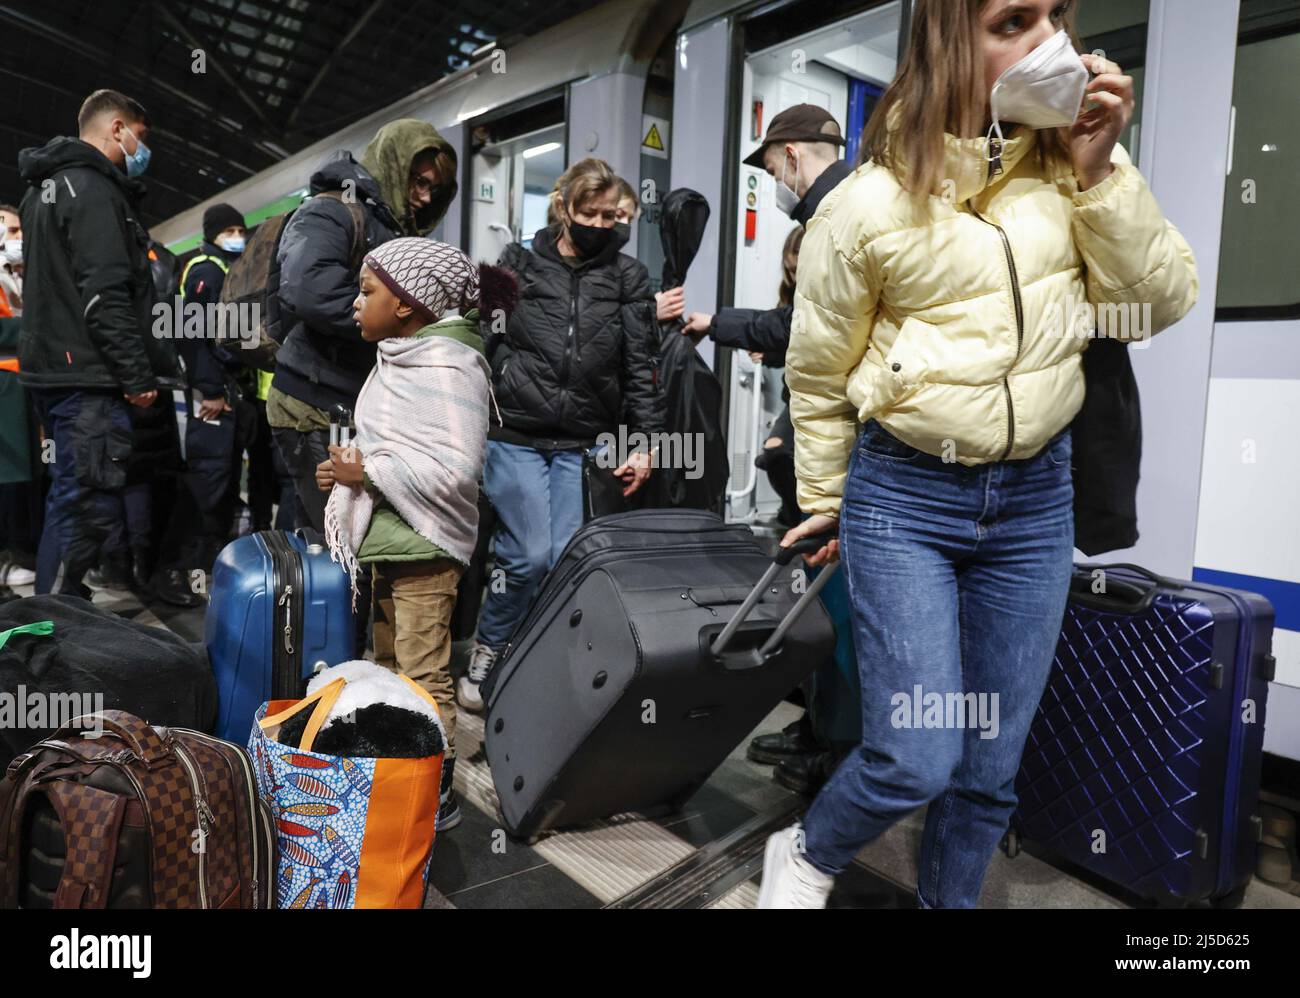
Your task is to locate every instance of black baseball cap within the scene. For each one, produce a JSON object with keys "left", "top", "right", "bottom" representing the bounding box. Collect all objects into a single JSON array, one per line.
[{"left": 743, "top": 103, "right": 846, "bottom": 168}]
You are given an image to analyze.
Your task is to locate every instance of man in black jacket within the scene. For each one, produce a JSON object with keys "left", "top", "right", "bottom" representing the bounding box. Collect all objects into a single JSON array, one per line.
[
  {"left": 268, "top": 119, "right": 458, "bottom": 533},
  {"left": 683, "top": 105, "right": 854, "bottom": 786},
  {"left": 17, "top": 89, "right": 180, "bottom": 596}
]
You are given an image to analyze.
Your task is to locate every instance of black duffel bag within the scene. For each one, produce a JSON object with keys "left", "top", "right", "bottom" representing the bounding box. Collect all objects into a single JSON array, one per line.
[{"left": 0, "top": 595, "right": 217, "bottom": 770}]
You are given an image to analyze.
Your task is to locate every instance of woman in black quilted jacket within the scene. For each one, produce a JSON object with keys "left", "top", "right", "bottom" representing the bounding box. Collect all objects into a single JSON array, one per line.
[{"left": 458, "top": 158, "right": 664, "bottom": 711}]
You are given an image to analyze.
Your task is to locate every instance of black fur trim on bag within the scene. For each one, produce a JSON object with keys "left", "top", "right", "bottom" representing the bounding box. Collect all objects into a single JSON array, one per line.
[{"left": 277, "top": 703, "right": 444, "bottom": 759}]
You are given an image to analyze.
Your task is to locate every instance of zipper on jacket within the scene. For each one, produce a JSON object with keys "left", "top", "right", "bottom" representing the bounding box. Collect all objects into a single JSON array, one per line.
[
  {"left": 988, "top": 135, "right": 1004, "bottom": 180},
  {"left": 969, "top": 205, "right": 1023, "bottom": 461},
  {"left": 561, "top": 270, "right": 580, "bottom": 384}
]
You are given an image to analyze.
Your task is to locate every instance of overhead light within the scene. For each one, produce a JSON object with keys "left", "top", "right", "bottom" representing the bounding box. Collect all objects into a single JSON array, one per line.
[
  {"left": 1261, "top": 143, "right": 1278, "bottom": 152},
  {"left": 458, "top": 106, "right": 490, "bottom": 121},
  {"left": 523, "top": 141, "right": 561, "bottom": 159}
]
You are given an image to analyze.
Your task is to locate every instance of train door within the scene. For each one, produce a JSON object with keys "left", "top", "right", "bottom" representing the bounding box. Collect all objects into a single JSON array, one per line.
[
  {"left": 723, "top": 1, "right": 902, "bottom": 528},
  {"left": 465, "top": 95, "right": 567, "bottom": 264},
  {"left": 1197, "top": 0, "right": 1300, "bottom": 761}
]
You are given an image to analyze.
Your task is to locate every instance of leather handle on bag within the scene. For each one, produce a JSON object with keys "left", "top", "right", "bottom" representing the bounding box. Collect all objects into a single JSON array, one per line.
[
  {"left": 49, "top": 711, "right": 171, "bottom": 769},
  {"left": 259, "top": 677, "right": 347, "bottom": 753}
]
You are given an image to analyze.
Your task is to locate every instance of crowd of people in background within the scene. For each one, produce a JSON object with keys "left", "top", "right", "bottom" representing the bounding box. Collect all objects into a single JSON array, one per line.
[{"left": 0, "top": 84, "right": 825, "bottom": 831}]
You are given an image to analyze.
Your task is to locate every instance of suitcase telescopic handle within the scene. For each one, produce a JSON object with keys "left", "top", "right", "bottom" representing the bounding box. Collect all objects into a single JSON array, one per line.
[
  {"left": 710, "top": 528, "right": 839, "bottom": 660},
  {"left": 1072, "top": 562, "right": 1171, "bottom": 612},
  {"left": 329, "top": 404, "right": 353, "bottom": 448}
]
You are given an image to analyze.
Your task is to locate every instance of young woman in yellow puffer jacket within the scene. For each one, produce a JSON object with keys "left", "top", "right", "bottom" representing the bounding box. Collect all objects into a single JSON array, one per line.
[{"left": 758, "top": 0, "right": 1198, "bottom": 908}]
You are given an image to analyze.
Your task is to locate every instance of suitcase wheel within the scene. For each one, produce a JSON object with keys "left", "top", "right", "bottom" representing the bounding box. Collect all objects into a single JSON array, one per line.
[{"left": 1000, "top": 829, "right": 1020, "bottom": 859}]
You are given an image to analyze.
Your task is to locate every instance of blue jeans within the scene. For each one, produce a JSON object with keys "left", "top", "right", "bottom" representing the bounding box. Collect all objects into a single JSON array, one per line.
[
  {"left": 30, "top": 389, "right": 133, "bottom": 594},
  {"left": 476, "top": 440, "right": 585, "bottom": 650},
  {"left": 801, "top": 419, "right": 1075, "bottom": 908}
]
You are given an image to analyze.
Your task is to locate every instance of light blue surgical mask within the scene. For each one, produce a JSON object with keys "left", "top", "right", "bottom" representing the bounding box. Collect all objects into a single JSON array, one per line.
[
  {"left": 117, "top": 128, "right": 151, "bottom": 178},
  {"left": 219, "top": 236, "right": 245, "bottom": 254}
]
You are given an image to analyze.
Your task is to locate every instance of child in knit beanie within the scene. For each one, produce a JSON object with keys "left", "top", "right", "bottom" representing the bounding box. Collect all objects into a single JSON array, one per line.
[{"left": 316, "top": 236, "right": 516, "bottom": 831}]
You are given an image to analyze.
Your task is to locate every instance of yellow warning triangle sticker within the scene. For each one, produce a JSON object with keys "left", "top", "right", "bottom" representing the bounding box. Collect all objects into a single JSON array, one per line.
[{"left": 643, "top": 122, "right": 665, "bottom": 151}]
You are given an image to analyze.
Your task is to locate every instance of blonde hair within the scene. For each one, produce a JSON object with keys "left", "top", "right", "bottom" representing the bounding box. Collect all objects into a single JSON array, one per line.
[
  {"left": 547, "top": 157, "right": 620, "bottom": 226},
  {"left": 859, "top": 0, "right": 1081, "bottom": 198}
]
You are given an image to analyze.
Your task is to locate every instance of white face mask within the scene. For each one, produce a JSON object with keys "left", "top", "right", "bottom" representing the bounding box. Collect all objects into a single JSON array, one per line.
[
  {"left": 774, "top": 152, "right": 801, "bottom": 216},
  {"left": 2, "top": 240, "right": 19, "bottom": 265},
  {"left": 986, "top": 29, "right": 1090, "bottom": 158}
]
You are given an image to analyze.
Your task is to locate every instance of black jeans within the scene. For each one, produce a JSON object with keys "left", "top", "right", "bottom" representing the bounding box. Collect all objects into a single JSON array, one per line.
[
  {"left": 271, "top": 423, "right": 370, "bottom": 656},
  {"left": 248, "top": 401, "right": 296, "bottom": 532},
  {"left": 271, "top": 425, "right": 330, "bottom": 534},
  {"left": 758, "top": 403, "right": 799, "bottom": 528}
]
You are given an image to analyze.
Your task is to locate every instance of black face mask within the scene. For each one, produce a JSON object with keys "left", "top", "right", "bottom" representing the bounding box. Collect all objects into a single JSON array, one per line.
[
  {"left": 567, "top": 220, "right": 616, "bottom": 258},
  {"left": 610, "top": 222, "right": 631, "bottom": 251}
]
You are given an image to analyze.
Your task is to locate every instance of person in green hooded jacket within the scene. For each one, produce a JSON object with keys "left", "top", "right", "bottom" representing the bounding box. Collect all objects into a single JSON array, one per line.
[{"left": 268, "top": 118, "right": 459, "bottom": 536}]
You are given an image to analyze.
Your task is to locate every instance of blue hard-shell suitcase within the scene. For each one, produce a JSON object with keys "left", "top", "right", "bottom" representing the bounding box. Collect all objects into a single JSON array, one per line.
[
  {"left": 206, "top": 529, "right": 355, "bottom": 742},
  {"left": 1008, "top": 563, "right": 1275, "bottom": 907}
]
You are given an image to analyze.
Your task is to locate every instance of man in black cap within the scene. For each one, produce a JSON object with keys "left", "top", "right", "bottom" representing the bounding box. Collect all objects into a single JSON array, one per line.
[
  {"left": 683, "top": 104, "right": 855, "bottom": 793},
  {"left": 682, "top": 103, "right": 851, "bottom": 343}
]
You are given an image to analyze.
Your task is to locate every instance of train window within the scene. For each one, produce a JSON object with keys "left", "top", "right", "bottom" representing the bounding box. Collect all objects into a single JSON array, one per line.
[
  {"left": 1074, "top": 0, "right": 1149, "bottom": 168},
  {"left": 1215, "top": 0, "right": 1300, "bottom": 317},
  {"left": 468, "top": 122, "right": 566, "bottom": 263}
]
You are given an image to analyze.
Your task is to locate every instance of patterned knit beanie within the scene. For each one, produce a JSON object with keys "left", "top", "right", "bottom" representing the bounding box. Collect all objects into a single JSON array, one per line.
[{"left": 363, "top": 237, "right": 479, "bottom": 325}]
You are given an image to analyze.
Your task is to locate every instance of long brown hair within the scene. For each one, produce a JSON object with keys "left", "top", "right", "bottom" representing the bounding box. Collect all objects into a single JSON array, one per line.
[
  {"left": 859, "top": 0, "right": 1082, "bottom": 198},
  {"left": 778, "top": 226, "right": 804, "bottom": 308}
]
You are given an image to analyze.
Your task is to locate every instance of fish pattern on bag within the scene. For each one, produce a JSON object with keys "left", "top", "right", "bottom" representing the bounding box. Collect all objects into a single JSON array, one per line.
[{"left": 249, "top": 706, "right": 374, "bottom": 909}]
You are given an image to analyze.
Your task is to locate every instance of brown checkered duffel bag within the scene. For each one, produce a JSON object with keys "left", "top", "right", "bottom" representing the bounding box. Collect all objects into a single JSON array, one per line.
[{"left": 0, "top": 710, "right": 275, "bottom": 908}]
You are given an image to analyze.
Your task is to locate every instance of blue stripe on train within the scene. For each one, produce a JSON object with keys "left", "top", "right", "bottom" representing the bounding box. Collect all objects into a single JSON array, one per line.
[{"left": 1192, "top": 566, "right": 1300, "bottom": 632}]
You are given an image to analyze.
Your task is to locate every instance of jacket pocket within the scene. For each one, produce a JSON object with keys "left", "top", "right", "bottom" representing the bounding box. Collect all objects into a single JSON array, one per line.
[
  {"left": 72, "top": 395, "right": 133, "bottom": 490},
  {"left": 851, "top": 316, "right": 935, "bottom": 416}
]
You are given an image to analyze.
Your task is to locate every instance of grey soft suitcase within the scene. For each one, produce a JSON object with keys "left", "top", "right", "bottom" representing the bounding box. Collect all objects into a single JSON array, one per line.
[{"left": 483, "top": 509, "right": 837, "bottom": 839}]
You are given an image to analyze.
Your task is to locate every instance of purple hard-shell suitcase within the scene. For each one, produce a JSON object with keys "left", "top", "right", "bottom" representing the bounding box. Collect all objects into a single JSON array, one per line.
[
  {"left": 1008, "top": 563, "right": 1275, "bottom": 907},
  {"left": 206, "top": 529, "right": 355, "bottom": 742}
]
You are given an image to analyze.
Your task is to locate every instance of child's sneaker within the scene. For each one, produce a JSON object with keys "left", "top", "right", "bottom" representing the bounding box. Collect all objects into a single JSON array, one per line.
[
  {"left": 756, "top": 823, "right": 833, "bottom": 909},
  {"left": 457, "top": 642, "right": 497, "bottom": 712}
]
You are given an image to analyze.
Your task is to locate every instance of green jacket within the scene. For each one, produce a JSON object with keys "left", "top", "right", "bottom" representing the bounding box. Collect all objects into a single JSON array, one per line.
[{"left": 357, "top": 312, "right": 485, "bottom": 565}]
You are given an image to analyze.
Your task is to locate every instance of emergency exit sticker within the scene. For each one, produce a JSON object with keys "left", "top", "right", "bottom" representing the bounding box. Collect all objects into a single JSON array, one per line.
[{"left": 641, "top": 115, "right": 669, "bottom": 159}]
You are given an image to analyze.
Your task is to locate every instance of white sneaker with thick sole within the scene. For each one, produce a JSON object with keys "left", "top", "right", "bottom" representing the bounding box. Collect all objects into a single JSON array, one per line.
[
  {"left": 1, "top": 564, "right": 36, "bottom": 587},
  {"left": 756, "top": 824, "right": 834, "bottom": 909},
  {"left": 456, "top": 642, "right": 498, "bottom": 712}
]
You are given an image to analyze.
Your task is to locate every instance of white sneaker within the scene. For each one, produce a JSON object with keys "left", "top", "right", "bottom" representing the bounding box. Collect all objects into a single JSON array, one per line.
[
  {"left": 457, "top": 642, "right": 498, "bottom": 712},
  {"left": 756, "top": 824, "right": 833, "bottom": 909},
  {"left": 1, "top": 564, "right": 36, "bottom": 587}
]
